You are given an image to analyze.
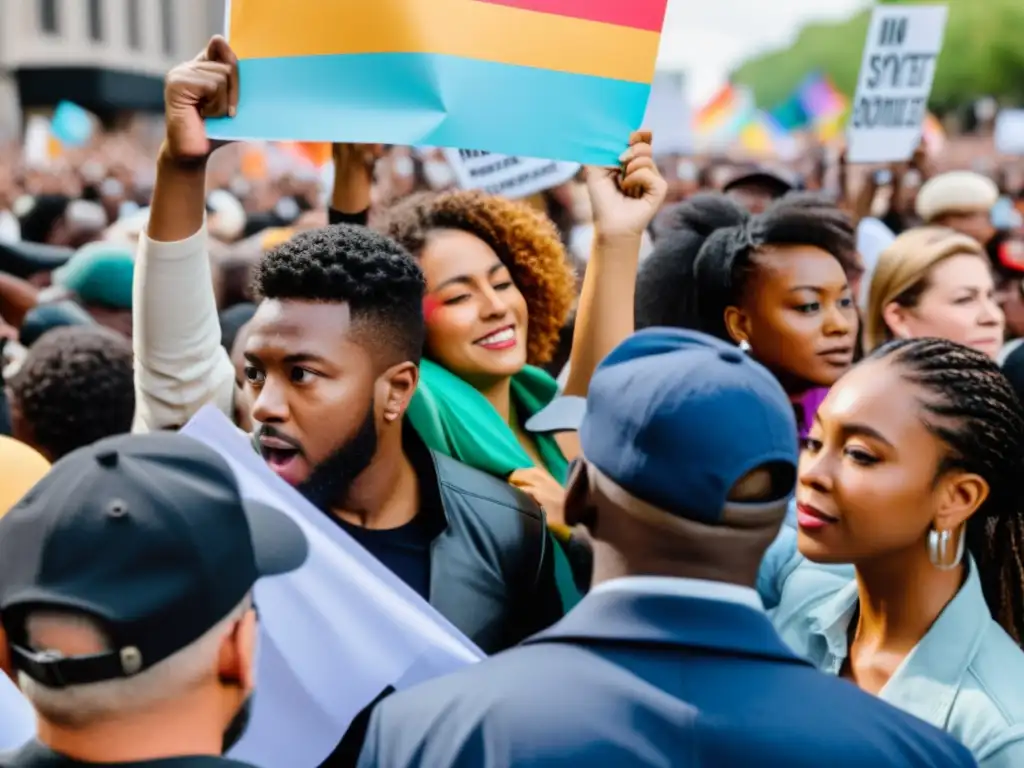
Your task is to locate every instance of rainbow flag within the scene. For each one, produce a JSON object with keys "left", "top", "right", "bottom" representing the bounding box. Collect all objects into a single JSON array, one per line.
[
  {"left": 693, "top": 84, "right": 756, "bottom": 147},
  {"left": 738, "top": 111, "right": 798, "bottom": 159},
  {"left": 922, "top": 112, "right": 945, "bottom": 153},
  {"left": 208, "top": 0, "right": 669, "bottom": 165},
  {"left": 796, "top": 73, "right": 848, "bottom": 140}
]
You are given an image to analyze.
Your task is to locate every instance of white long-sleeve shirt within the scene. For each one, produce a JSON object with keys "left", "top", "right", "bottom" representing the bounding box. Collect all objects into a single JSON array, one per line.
[{"left": 132, "top": 224, "right": 236, "bottom": 432}]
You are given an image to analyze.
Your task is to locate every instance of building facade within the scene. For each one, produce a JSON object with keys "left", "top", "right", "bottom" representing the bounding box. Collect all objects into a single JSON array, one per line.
[{"left": 0, "top": 0, "right": 225, "bottom": 136}]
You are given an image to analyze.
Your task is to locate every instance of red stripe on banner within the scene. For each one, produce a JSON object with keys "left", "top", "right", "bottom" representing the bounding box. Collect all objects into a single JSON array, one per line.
[{"left": 474, "top": 0, "right": 666, "bottom": 32}]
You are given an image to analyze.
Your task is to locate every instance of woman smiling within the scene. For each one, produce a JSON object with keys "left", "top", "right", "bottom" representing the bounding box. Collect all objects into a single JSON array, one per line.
[{"left": 379, "top": 133, "right": 667, "bottom": 606}]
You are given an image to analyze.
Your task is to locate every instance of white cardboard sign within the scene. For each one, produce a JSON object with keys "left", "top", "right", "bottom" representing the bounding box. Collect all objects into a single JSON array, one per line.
[
  {"left": 846, "top": 5, "right": 948, "bottom": 164},
  {"left": 995, "top": 110, "right": 1024, "bottom": 156},
  {"left": 443, "top": 149, "right": 580, "bottom": 199}
]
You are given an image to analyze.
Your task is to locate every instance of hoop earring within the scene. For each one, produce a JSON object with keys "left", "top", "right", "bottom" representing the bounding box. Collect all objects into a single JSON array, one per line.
[
  {"left": 738, "top": 339, "right": 752, "bottom": 353},
  {"left": 927, "top": 525, "right": 965, "bottom": 570}
]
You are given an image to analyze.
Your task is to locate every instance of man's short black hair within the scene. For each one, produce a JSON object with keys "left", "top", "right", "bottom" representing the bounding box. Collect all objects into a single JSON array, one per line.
[
  {"left": 251, "top": 225, "right": 426, "bottom": 365},
  {"left": 8, "top": 326, "right": 135, "bottom": 460}
]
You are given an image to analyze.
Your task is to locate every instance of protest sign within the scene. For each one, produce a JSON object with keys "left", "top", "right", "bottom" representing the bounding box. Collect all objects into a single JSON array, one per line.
[
  {"left": 180, "top": 407, "right": 483, "bottom": 768},
  {"left": 0, "top": 678, "right": 33, "bottom": 751},
  {"left": 207, "top": 0, "right": 669, "bottom": 165},
  {"left": 443, "top": 149, "right": 580, "bottom": 198},
  {"left": 641, "top": 71, "right": 693, "bottom": 156},
  {"left": 995, "top": 110, "right": 1024, "bottom": 156},
  {"left": 846, "top": 5, "right": 947, "bottom": 163}
]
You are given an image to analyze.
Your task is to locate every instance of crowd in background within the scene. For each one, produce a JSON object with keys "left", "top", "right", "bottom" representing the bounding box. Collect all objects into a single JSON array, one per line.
[{"left": 4, "top": 27, "right": 1024, "bottom": 768}]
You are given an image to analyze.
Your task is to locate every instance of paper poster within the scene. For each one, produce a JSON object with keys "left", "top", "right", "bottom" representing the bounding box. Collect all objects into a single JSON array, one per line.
[
  {"left": 22, "top": 115, "right": 52, "bottom": 168},
  {"left": 846, "top": 5, "right": 948, "bottom": 163},
  {"left": 995, "top": 110, "right": 1024, "bottom": 156},
  {"left": 207, "top": 0, "right": 669, "bottom": 165},
  {"left": 443, "top": 149, "right": 580, "bottom": 198},
  {"left": 180, "top": 407, "right": 483, "bottom": 768},
  {"left": 641, "top": 71, "right": 693, "bottom": 156}
]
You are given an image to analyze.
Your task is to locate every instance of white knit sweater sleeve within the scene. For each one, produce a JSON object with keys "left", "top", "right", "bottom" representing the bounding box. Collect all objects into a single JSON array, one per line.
[{"left": 131, "top": 224, "right": 236, "bottom": 432}]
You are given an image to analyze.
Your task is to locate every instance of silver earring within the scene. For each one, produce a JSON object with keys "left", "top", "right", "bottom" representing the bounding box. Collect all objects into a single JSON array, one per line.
[
  {"left": 927, "top": 526, "right": 965, "bottom": 570},
  {"left": 738, "top": 339, "right": 752, "bottom": 353}
]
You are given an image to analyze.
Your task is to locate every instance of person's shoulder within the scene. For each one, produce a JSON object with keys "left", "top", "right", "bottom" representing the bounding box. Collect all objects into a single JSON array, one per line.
[
  {"left": 429, "top": 451, "right": 544, "bottom": 525},
  {"left": 363, "top": 643, "right": 644, "bottom": 765},
  {"left": 951, "top": 619, "right": 1024, "bottom": 760},
  {"left": 782, "top": 669, "right": 976, "bottom": 766}
]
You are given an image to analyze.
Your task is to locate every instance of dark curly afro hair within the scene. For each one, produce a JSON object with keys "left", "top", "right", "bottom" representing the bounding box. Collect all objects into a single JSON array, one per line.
[
  {"left": 9, "top": 325, "right": 135, "bottom": 461},
  {"left": 252, "top": 224, "right": 426, "bottom": 366},
  {"left": 378, "top": 190, "right": 575, "bottom": 367}
]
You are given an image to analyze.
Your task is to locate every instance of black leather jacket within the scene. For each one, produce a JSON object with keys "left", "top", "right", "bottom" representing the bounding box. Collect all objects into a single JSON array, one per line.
[{"left": 403, "top": 427, "right": 564, "bottom": 654}]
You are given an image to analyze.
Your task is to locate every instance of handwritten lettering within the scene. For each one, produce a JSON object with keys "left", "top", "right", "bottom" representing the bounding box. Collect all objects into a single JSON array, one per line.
[{"left": 865, "top": 53, "right": 936, "bottom": 90}]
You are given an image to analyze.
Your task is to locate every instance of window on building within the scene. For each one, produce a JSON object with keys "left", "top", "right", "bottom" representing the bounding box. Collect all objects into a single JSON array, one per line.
[
  {"left": 126, "top": 0, "right": 142, "bottom": 49},
  {"left": 160, "top": 0, "right": 176, "bottom": 56},
  {"left": 87, "top": 0, "right": 104, "bottom": 42},
  {"left": 38, "top": 0, "right": 59, "bottom": 34}
]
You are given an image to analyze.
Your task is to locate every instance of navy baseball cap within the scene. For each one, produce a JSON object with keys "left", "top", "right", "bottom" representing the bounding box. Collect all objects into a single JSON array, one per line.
[
  {"left": 530, "top": 328, "right": 798, "bottom": 523},
  {"left": 0, "top": 432, "right": 308, "bottom": 688}
]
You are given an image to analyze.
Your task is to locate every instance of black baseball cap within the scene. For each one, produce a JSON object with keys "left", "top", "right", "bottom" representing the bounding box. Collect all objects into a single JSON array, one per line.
[
  {"left": 0, "top": 432, "right": 308, "bottom": 688},
  {"left": 722, "top": 166, "right": 798, "bottom": 198}
]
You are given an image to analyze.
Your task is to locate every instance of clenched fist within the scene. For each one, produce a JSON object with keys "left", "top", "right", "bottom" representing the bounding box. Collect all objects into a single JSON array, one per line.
[{"left": 163, "top": 36, "right": 239, "bottom": 164}]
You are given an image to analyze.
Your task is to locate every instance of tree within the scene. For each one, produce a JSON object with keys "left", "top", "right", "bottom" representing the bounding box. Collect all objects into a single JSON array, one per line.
[{"left": 730, "top": 0, "right": 1024, "bottom": 111}]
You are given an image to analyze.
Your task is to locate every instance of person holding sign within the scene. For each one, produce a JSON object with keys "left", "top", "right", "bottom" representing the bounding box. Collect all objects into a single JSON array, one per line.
[
  {"left": 375, "top": 150, "right": 666, "bottom": 607},
  {"left": 132, "top": 36, "right": 659, "bottom": 650},
  {"left": 846, "top": 5, "right": 948, "bottom": 165}
]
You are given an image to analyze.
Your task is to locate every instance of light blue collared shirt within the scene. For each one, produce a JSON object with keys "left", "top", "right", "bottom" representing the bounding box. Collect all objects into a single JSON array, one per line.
[{"left": 770, "top": 554, "right": 1024, "bottom": 767}]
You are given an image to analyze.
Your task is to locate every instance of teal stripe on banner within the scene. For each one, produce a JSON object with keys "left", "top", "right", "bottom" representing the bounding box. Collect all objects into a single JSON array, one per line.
[{"left": 206, "top": 53, "right": 651, "bottom": 166}]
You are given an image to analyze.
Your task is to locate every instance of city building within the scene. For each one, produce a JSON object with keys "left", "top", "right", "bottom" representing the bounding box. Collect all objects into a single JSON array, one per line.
[{"left": 0, "top": 0, "right": 225, "bottom": 136}]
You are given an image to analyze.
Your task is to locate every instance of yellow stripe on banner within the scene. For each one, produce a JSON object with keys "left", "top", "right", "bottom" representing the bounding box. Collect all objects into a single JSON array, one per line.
[{"left": 228, "top": 0, "right": 660, "bottom": 84}]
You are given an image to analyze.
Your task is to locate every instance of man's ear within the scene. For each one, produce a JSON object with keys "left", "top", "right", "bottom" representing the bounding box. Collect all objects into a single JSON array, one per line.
[
  {"left": 218, "top": 608, "right": 258, "bottom": 695},
  {"left": 378, "top": 362, "right": 419, "bottom": 424},
  {"left": 564, "top": 461, "right": 595, "bottom": 530}
]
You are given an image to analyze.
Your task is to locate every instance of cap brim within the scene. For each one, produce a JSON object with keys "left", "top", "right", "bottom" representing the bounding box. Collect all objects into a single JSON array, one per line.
[
  {"left": 524, "top": 396, "right": 587, "bottom": 434},
  {"left": 241, "top": 499, "right": 309, "bottom": 576},
  {"left": 723, "top": 173, "right": 793, "bottom": 197}
]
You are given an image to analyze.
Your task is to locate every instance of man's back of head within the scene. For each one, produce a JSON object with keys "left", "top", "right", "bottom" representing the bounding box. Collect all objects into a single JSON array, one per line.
[
  {"left": 0, "top": 432, "right": 307, "bottom": 765},
  {"left": 536, "top": 327, "right": 798, "bottom": 589},
  {"left": 8, "top": 326, "right": 135, "bottom": 463}
]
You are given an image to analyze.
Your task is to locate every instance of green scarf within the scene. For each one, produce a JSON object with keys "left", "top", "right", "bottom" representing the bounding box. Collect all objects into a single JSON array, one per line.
[{"left": 408, "top": 359, "right": 581, "bottom": 610}]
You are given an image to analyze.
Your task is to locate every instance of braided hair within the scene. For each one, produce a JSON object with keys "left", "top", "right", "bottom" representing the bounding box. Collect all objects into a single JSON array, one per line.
[{"left": 871, "top": 337, "right": 1024, "bottom": 644}]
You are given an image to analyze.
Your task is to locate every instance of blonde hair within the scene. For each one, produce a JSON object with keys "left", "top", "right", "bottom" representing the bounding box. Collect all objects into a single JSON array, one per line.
[{"left": 864, "top": 227, "right": 987, "bottom": 352}]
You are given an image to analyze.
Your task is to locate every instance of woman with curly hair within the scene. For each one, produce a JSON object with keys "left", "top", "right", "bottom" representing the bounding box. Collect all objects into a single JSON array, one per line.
[{"left": 370, "top": 135, "right": 666, "bottom": 606}]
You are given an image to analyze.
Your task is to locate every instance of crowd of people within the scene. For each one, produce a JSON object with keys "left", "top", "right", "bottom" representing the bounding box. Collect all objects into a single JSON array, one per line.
[{"left": 2, "top": 33, "right": 1024, "bottom": 768}]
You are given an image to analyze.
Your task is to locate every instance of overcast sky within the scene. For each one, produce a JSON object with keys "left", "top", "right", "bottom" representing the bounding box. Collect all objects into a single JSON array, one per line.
[{"left": 655, "top": 0, "right": 870, "bottom": 106}]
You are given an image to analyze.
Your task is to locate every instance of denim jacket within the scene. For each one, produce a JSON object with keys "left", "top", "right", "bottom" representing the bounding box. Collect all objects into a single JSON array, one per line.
[{"left": 761, "top": 531, "right": 1024, "bottom": 768}]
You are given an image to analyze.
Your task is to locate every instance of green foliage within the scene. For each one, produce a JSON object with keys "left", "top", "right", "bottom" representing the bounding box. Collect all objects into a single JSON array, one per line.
[{"left": 730, "top": 0, "right": 1024, "bottom": 110}]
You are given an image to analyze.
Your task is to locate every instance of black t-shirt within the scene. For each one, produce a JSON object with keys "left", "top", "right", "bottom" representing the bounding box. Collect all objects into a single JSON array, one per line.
[
  {"left": 335, "top": 514, "right": 432, "bottom": 599},
  {"left": 326, "top": 425, "right": 445, "bottom": 601},
  {"left": 0, "top": 740, "right": 255, "bottom": 768}
]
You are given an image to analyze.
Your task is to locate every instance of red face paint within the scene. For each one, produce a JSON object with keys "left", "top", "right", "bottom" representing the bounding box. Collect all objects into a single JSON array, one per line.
[{"left": 423, "top": 296, "right": 441, "bottom": 323}]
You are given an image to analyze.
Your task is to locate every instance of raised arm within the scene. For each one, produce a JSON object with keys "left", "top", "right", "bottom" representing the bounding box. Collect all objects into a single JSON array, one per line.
[
  {"left": 561, "top": 131, "right": 666, "bottom": 402},
  {"left": 132, "top": 37, "right": 240, "bottom": 431}
]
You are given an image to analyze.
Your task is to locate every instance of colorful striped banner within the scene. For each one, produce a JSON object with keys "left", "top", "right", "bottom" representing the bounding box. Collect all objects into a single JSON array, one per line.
[
  {"left": 693, "top": 84, "right": 756, "bottom": 148},
  {"left": 208, "top": 0, "right": 669, "bottom": 164}
]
